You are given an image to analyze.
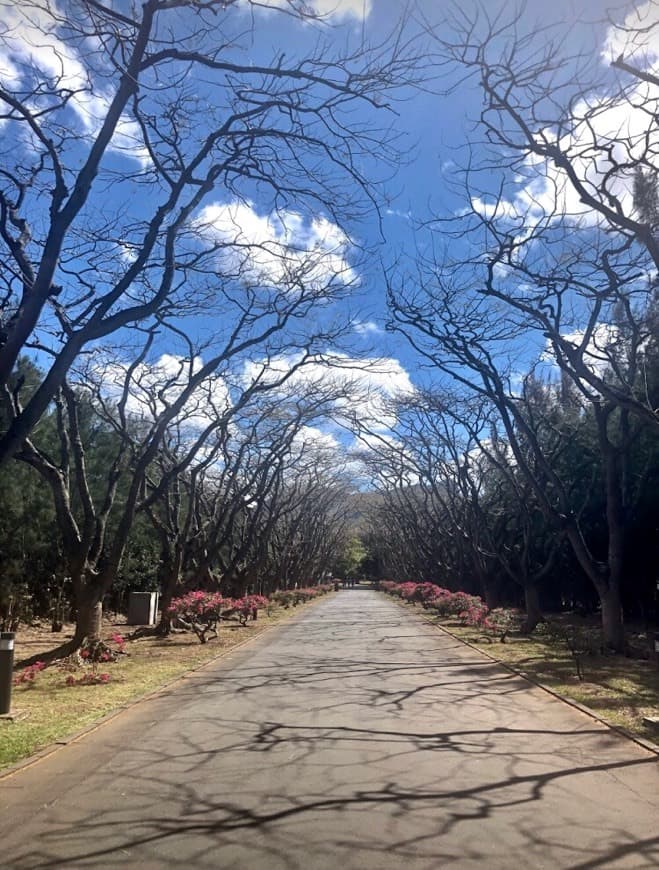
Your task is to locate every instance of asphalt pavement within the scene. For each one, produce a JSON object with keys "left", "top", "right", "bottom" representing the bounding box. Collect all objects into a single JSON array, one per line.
[{"left": 1, "top": 589, "right": 657, "bottom": 869}]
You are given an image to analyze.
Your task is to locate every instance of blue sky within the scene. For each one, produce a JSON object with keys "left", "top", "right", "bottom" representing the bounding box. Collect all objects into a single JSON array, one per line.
[{"left": 2, "top": 0, "right": 648, "bottom": 457}]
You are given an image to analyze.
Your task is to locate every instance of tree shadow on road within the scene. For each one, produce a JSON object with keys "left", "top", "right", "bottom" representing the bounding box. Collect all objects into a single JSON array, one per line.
[{"left": 5, "top": 592, "right": 659, "bottom": 869}]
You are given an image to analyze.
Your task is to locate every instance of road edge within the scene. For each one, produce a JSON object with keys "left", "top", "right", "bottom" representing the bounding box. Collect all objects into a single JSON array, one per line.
[{"left": 388, "top": 595, "right": 659, "bottom": 758}]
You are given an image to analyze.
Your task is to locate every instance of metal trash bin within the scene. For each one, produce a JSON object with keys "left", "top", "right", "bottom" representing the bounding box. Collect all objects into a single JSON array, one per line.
[{"left": 127, "top": 592, "right": 159, "bottom": 626}]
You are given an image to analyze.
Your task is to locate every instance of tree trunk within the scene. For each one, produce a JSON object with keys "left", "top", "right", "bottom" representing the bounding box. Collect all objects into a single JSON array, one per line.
[
  {"left": 598, "top": 405, "right": 627, "bottom": 654},
  {"left": 563, "top": 524, "right": 626, "bottom": 652},
  {"left": 226, "top": 572, "right": 248, "bottom": 599},
  {"left": 481, "top": 577, "right": 499, "bottom": 609},
  {"left": 521, "top": 583, "right": 543, "bottom": 634},
  {"left": 156, "top": 594, "right": 172, "bottom": 637},
  {"left": 156, "top": 571, "right": 178, "bottom": 637},
  {"left": 600, "top": 586, "right": 625, "bottom": 653},
  {"left": 74, "top": 594, "right": 103, "bottom": 645},
  {"left": 15, "top": 584, "right": 102, "bottom": 666}
]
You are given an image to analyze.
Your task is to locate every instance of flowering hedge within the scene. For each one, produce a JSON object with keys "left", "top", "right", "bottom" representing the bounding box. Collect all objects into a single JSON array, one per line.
[
  {"left": 223, "top": 594, "right": 270, "bottom": 625},
  {"left": 169, "top": 584, "right": 333, "bottom": 641},
  {"left": 379, "top": 581, "right": 518, "bottom": 640},
  {"left": 270, "top": 584, "right": 334, "bottom": 609}
]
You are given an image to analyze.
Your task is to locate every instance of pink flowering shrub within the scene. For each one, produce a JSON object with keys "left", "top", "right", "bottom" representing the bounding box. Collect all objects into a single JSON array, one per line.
[
  {"left": 168, "top": 591, "right": 225, "bottom": 643},
  {"left": 381, "top": 581, "right": 419, "bottom": 600},
  {"left": 170, "top": 583, "right": 332, "bottom": 636},
  {"left": 481, "top": 608, "right": 519, "bottom": 642},
  {"left": 457, "top": 602, "right": 490, "bottom": 627},
  {"left": 110, "top": 633, "right": 126, "bottom": 653},
  {"left": 79, "top": 630, "right": 128, "bottom": 664},
  {"left": 170, "top": 590, "right": 224, "bottom": 618},
  {"left": 222, "top": 594, "right": 269, "bottom": 625},
  {"left": 414, "top": 583, "right": 445, "bottom": 607},
  {"left": 13, "top": 660, "right": 46, "bottom": 687},
  {"left": 270, "top": 585, "right": 333, "bottom": 608},
  {"left": 379, "top": 581, "right": 493, "bottom": 625},
  {"left": 169, "top": 590, "right": 273, "bottom": 639},
  {"left": 441, "top": 591, "right": 482, "bottom": 617},
  {"left": 81, "top": 646, "right": 114, "bottom": 663},
  {"left": 270, "top": 590, "right": 296, "bottom": 608},
  {"left": 245, "top": 594, "right": 269, "bottom": 619},
  {"left": 293, "top": 587, "right": 323, "bottom": 604},
  {"left": 380, "top": 581, "right": 484, "bottom": 617},
  {"left": 378, "top": 581, "right": 519, "bottom": 642},
  {"left": 397, "top": 582, "right": 420, "bottom": 602}
]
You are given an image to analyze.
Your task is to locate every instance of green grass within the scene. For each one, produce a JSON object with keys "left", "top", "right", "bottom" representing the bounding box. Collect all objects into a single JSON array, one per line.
[{"left": 1, "top": 603, "right": 306, "bottom": 772}]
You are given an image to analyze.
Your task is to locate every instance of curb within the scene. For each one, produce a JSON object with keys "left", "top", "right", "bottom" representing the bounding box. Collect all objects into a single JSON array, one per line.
[
  {"left": 0, "top": 596, "right": 327, "bottom": 781},
  {"left": 388, "top": 596, "right": 659, "bottom": 758}
]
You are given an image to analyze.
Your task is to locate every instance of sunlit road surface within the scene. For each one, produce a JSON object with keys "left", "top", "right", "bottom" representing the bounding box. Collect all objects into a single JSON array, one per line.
[{"left": 1, "top": 589, "right": 658, "bottom": 869}]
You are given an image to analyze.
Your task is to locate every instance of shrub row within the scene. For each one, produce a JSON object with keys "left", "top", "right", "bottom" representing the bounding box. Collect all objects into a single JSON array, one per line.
[
  {"left": 12, "top": 584, "right": 335, "bottom": 691},
  {"left": 168, "top": 584, "right": 334, "bottom": 643},
  {"left": 269, "top": 584, "right": 334, "bottom": 609},
  {"left": 379, "top": 581, "right": 518, "bottom": 640}
]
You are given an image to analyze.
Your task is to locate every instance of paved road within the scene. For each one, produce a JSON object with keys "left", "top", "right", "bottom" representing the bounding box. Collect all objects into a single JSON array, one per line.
[{"left": 1, "top": 590, "right": 658, "bottom": 869}]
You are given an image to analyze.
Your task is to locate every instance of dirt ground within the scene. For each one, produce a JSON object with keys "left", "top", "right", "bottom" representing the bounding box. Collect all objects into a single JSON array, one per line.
[{"left": 11, "top": 611, "right": 261, "bottom": 665}]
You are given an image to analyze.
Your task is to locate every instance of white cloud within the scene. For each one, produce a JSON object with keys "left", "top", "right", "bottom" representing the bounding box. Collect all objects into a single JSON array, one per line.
[
  {"left": 243, "top": 351, "right": 415, "bottom": 432},
  {"left": 602, "top": 1, "right": 659, "bottom": 64},
  {"left": 351, "top": 429, "right": 420, "bottom": 487},
  {"left": 293, "top": 424, "right": 341, "bottom": 453},
  {"left": 255, "top": 0, "right": 371, "bottom": 22},
  {"left": 0, "top": 3, "right": 148, "bottom": 164},
  {"left": 307, "top": 0, "right": 371, "bottom": 21},
  {"left": 1, "top": 0, "right": 369, "bottom": 168},
  {"left": 384, "top": 207, "right": 412, "bottom": 221},
  {"left": 0, "top": 52, "right": 20, "bottom": 88},
  {"left": 471, "top": 9, "right": 659, "bottom": 240},
  {"left": 90, "top": 353, "right": 230, "bottom": 432},
  {"left": 354, "top": 429, "right": 402, "bottom": 454},
  {"left": 469, "top": 197, "right": 520, "bottom": 222},
  {"left": 352, "top": 319, "right": 382, "bottom": 336},
  {"left": 194, "top": 200, "right": 357, "bottom": 293},
  {"left": 541, "top": 323, "right": 622, "bottom": 379}
]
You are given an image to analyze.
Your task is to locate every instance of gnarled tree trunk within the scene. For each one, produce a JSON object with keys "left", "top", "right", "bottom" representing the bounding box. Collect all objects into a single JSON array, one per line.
[
  {"left": 521, "top": 583, "right": 543, "bottom": 634},
  {"left": 73, "top": 593, "right": 103, "bottom": 645}
]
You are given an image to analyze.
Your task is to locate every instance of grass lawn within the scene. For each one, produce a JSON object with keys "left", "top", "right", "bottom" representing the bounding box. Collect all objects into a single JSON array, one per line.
[
  {"left": 1, "top": 602, "right": 309, "bottom": 772},
  {"left": 401, "top": 601, "right": 659, "bottom": 747}
]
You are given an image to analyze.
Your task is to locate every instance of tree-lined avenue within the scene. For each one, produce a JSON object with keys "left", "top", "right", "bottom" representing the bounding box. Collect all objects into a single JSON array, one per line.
[{"left": 1, "top": 589, "right": 657, "bottom": 868}]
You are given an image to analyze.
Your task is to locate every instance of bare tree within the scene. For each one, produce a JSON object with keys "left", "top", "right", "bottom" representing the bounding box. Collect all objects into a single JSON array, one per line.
[
  {"left": 145, "top": 376, "right": 356, "bottom": 631},
  {"left": 388, "top": 259, "right": 655, "bottom": 650},
  {"left": 0, "top": 0, "right": 424, "bottom": 463},
  {"left": 355, "top": 388, "right": 561, "bottom": 625},
  {"left": 425, "top": 1, "right": 659, "bottom": 429},
  {"left": 15, "top": 303, "right": 346, "bottom": 659},
  {"left": 354, "top": 423, "right": 460, "bottom": 588},
  {"left": 380, "top": 1, "right": 659, "bottom": 649},
  {"left": 264, "top": 445, "right": 352, "bottom": 590}
]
